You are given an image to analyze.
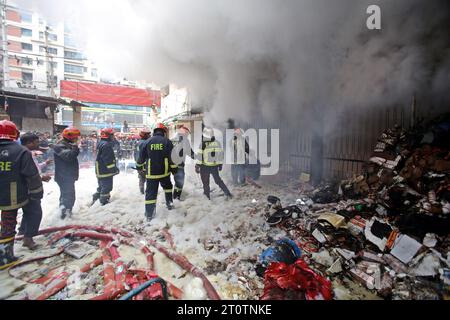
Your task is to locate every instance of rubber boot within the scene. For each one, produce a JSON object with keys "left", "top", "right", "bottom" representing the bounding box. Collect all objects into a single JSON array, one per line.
[
  {"left": 0, "top": 238, "right": 20, "bottom": 270},
  {"left": 166, "top": 202, "right": 174, "bottom": 211},
  {"left": 173, "top": 190, "right": 181, "bottom": 201},
  {"left": 60, "top": 206, "right": 67, "bottom": 220},
  {"left": 145, "top": 206, "right": 156, "bottom": 222},
  {"left": 90, "top": 192, "right": 100, "bottom": 206},
  {"left": 100, "top": 194, "right": 111, "bottom": 206},
  {"left": 66, "top": 209, "right": 73, "bottom": 218}
]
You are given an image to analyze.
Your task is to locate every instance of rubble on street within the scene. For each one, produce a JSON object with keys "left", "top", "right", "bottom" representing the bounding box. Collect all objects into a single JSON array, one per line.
[{"left": 260, "top": 115, "right": 450, "bottom": 300}]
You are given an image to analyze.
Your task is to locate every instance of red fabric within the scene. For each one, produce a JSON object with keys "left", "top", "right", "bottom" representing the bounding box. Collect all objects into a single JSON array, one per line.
[
  {"left": 1, "top": 210, "right": 19, "bottom": 239},
  {"left": 60, "top": 80, "right": 161, "bottom": 107},
  {"left": 261, "top": 259, "right": 333, "bottom": 301}
]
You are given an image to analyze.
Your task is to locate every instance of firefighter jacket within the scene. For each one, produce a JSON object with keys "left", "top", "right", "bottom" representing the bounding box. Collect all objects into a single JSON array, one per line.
[
  {"left": 171, "top": 135, "right": 195, "bottom": 168},
  {"left": 196, "top": 138, "right": 224, "bottom": 167},
  {"left": 134, "top": 139, "right": 147, "bottom": 163},
  {"left": 53, "top": 140, "right": 80, "bottom": 182},
  {"left": 136, "top": 132, "right": 177, "bottom": 180},
  {"left": 0, "top": 141, "right": 43, "bottom": 210},
  {"left": 95, "top": 139, "right": 119, "bottom": 179}
]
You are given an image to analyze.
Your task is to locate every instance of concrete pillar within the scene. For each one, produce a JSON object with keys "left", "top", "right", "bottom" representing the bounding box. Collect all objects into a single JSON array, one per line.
[{"left": 72, "top": 105, "right": 82, "bottom": 130}]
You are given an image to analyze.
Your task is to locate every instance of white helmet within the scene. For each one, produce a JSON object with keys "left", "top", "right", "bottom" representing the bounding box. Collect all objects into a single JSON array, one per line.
[{"left": 203, "top": 127, "right": 214, "bottom": 140}]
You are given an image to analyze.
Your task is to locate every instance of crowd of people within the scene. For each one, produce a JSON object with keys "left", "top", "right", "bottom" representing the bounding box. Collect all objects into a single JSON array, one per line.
[{"left": 0, "top": 119, "right": 260, "bottom": 270}]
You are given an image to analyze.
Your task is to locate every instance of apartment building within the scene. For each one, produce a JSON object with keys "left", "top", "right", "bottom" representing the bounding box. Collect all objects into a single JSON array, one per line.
[{"left": 0, "top": 2, "right": 99, "bottom": 94}]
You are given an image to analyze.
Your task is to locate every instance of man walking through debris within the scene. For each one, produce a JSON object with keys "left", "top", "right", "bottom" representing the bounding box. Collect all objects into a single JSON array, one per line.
[
  {"left": 229, "top": 128, "right": 250, "bottom": 186},
  {"left": 135, "top": 128, "right": 151, "bottom": 194},
  {"left": 137, "top": 123, "right": 178, "bottom": 221},
  {"left": 18, "top": 133, "right": 52, "bottom": 250},
  {"left": 196, "top": 127, "right": 233, "bottom": 200},
  {"left": 92, "top": 128, "right": 119, "bottom": 206},
  {"left": 171, "top": 125, "right": 195, "bottom": 201},
  {"left": 53, "top": 127, "right": 81, "bottom": 219},
  {"left": 0, "top": 120, "right": 43, "bottom": 269}
]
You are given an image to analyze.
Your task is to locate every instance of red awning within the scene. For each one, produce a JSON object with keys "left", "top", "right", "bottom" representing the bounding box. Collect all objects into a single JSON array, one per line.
[{"left": 60, "top": 80, "right": 161, "bottom": 107}]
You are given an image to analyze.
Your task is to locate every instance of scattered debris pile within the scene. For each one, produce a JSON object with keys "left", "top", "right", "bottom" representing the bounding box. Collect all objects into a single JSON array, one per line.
[
  {"left": 261, "top": 115, "right": 450, "bottom": 300},
  {"left": 7, "top": 225, "right": 219, "bottom": 300}
]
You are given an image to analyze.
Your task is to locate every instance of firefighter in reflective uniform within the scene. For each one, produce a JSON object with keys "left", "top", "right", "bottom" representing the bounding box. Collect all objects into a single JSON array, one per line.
[
  {"left": 92, "top": 128, "right": 119, "bottom": 206},
  {"left": 0, "top": 120, "right": 43, "bottom": 270},
  {"left": 196, "top": 127, "right": 233, "bottom": 200},
  {"left": 137, "top": 123, "right": 177, "bottom": 222},
  {"left": 171, "top": 126, "right": 195, "bottom": 200},
  {"left": 135, "top": 128, "right": 151, "bottom": 194},
  {"left": 53, "top": 127, "right": 81, "bottom": 219}
]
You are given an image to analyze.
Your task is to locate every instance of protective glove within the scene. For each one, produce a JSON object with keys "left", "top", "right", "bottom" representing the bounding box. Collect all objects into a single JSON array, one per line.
[
  {"left": 195, "top": 165, "right": 201, "bottom": 174},
  {"left": 171, "top": 167, "right": 178, "bottom": 175},
  {"left": 219, "top": 165, "right": 223, "bottom": 171}
]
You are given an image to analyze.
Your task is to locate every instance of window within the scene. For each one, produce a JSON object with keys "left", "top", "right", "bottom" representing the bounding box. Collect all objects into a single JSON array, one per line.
[
  {"left": 40, "top": 46, "right": 58, "bottom": 55},
  {"left": 21, "top": 43, "right": 32, "bottom": 51},
  {"left": 39, "top": 31, "right": 44, "bottom": 40},
  {"left": 20, "top": 12, "right": 32, "bottom": 23},
  {"left": 48, "top": 33, "right": 58, "bottom": 41},
  {"left": 50, "top": 61, "right": 58, "bottom": 69},
  {"left": 21, "top": 28, "right": 32, "bottom": 37},
  {"left": 91, "top": 69, "right": 98, "bottom": 78},
  {"left": 19, "top": 57, "right": 33, "bottom": 66},
  {"left": 64, "top": 50, "right": 83, "bottom": 60},
  {"left": 64, "top": 63, "right": 84, "bottom": 74},
  {"left": 64, "top": 35, "right": 77, "bottom": 48},
  {"left": 22, "top": 72, "right": 33, "bottom": 82}
]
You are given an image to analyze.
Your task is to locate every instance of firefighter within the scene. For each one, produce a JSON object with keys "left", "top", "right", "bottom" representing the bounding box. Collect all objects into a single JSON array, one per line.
[
  {"left": 92, "top": 128, "right": 119, "bottom": 206},
  {"left": 135, "top": 128, "right": 151, "bottom": 194},
  {"left": 196, "top": 127, "right": 233, "bottom": 200},
  {"left": 0, "top": 120, "right": 43, "bottom": 269},
  {"left": 171, "top": 126, "right": 195, "bottom": 200},
  {"left": 137, "top": 123, "right": 177, "bottom": 222},
  {"left": 230, "top": 128, "right": 250, "bottom": 186},
  {"left": 53, "top": 127, "right": 81, "bottom": 219}
]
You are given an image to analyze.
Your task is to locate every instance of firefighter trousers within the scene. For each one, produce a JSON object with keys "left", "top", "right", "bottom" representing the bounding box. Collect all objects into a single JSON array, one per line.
[
  {"left": 200, "top": 166, "right": 231, "bottom": 199},
  {"left": 173, "top": 167, "right": 185, "bottom": 199},
  {"left": 95, "top": 177, "right": 114, "bottom": 205},
  {"left": 145, "top": 176, "right": 173, "bottom": 217},
  {"left": 138, "top": 170, "right": 146, "bottom": 194},
  {"left": 56, "top": 179, "right": 76, "bottom": 210},
  {"left": 1, "top": 200, "right": 42, "bottom": 240}
]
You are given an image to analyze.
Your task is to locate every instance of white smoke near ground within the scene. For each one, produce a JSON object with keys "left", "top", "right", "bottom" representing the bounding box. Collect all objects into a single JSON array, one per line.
[{"left": 13, "top": 0, "right": 450, "bottom": 131}]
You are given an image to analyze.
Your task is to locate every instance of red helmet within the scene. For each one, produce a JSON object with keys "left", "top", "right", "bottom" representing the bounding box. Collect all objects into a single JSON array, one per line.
[
  {"left": 140, "top": 128, "right": 151, "bottom": 139},
  {"left": 177, "top": 125, "right": 191, "bottom": 136},
  {"left": 153, "top": 123, "right": 168, "bottom": 134},
  {"left": 0, "top": 120, "right": 19, "bottom": 141},
  {"left": 62, "top": 127, "right": 81, "bottom": 142},
  {"left": 100, "top": 128, "right": 115, "bottom": 139}
]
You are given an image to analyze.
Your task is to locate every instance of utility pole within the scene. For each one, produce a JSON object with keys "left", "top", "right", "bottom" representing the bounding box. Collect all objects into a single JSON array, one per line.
[
  {"left": 0, "top": 0, "right": 9, "bottom": 89},
  {"left": 44, "top": 26, "right": 55, "bottom": 96}
]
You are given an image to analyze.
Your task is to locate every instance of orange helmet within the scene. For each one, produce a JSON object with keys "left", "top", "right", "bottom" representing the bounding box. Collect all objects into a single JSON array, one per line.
[
  {"left": 62, "top": 127, "right": 81, "bottom": 142},
  {"left": 0, "top": 120, "right": 19, "bottom": 141},
  {"left": 100, "top": 128, "right": 115, "bottom": 139},
  {"left": 140, "top": 128, "right": 151, "bottom": 139},
  {"left": 153, "top": 123, "right": 168, "bottom": 135}
]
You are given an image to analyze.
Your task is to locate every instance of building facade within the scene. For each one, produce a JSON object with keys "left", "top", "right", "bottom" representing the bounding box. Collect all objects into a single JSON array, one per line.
[{"left": 0, "top": 2, "right": 99, "bottom": 94}]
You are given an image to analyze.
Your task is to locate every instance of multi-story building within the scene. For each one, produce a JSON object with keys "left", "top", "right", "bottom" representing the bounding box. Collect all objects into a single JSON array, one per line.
[{"left": 0, "top": 1, "right": 99, "bottom": 94}]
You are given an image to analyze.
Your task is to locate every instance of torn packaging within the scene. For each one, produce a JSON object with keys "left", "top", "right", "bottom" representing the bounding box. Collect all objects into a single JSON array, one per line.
[
  {"left": 364, "top": 218, "right": 393, "bottom": 252},
  {"left": 390, "top": 234, "right": 423, "bottom": 264}
]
